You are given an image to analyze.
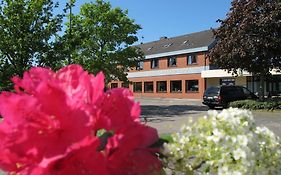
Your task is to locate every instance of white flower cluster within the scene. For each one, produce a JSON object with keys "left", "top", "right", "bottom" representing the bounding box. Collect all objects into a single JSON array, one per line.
[{"left": 163, "top": 108, "right": 281, "bottom": 175}]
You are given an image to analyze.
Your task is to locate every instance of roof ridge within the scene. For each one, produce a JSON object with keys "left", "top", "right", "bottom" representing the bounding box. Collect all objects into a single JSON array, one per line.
[
  {"left": 164, "top": 29, "right": 213, "bottom": 41},
  {"left": 137, "top": 29, "right": 213, "bottom": 46}
]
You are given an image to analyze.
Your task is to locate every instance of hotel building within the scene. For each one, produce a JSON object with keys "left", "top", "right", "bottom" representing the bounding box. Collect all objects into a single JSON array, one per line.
[{"left": 110, "top": 30, "right": 281, "bottom": 99}]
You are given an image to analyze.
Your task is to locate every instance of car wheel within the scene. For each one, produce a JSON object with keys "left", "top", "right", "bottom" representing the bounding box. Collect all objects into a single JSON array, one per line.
[{"left": 208, "top": 105, "right": 215, "bottom": 109}]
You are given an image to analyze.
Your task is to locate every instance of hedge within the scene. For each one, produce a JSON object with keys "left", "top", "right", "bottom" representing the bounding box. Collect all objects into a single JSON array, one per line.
[{"left": 230, "top": 98, "right": 281, "bottom": 110}]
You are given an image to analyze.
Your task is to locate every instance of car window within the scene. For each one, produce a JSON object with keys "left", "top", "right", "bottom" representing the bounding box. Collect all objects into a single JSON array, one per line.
[
  {"left": 205, "top": 87, "right": 219, "bottom": 95},
  {"left": 234, "top": 87, "right": 243, "bottom": 95},
  {"left": 222, "top": 86, "right": 237, "bottom": 96},
  {"left": 242, "top": 87, "right": 252, "bottom": 96}
]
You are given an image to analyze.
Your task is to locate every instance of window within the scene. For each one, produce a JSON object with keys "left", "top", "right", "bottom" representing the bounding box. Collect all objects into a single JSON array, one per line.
[
  {"left": 168, "top": 56, "right": 177, "bottom": 67},
  {"left": 111, "top": 83, "right": 118, "bottom": 89},
  {"left": 182, "top": 40, "right": 188, "bottom": 45},
  {"left": 136, "top": 61, "right": 144, "bottom": 70},
  {"left": 205, "top": 87, "right": 219, "bottom": 95},
  {"left": 187, "top": 54, "right": 197, "bottom": 65},
  {"left": 242, "top": 87, "right": 252, "bottom": 96},
  {"left": 133, "top": 82, "right": 142, "bottom": 92},
  {"left": 170, "top": 80, "right": 182, "bottom": 93},
  {"left": 182, "top": 40, "right": 190, "bottom": 45},
  {"left": 151, "top": 59, "right": 159, "bottom": 69},
  {"left": 163, "top": 43, "right": 173, "bottom": 48},
  {"left": 220, "top": 78, "right": 235, "bottom": 86},
  {"left": 122, "top": 83, "right": 129, "bottom": 88},
  {"left": 157, "top": 81, "right": 167, "bottom": 92},
  {"left": 144, "top": 82, "right": 154, "bottom": 93},
  {"left": 186, "top": 80, "right": 199, "bottom": 92}
]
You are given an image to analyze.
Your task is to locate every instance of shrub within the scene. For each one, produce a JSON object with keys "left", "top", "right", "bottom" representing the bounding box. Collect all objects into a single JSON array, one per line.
[
  {"left": 230, "top": 99, "right": 281, "bottom": 110},
  {"left": 163, "top": 108, "right": 281, "bottom": 175}
]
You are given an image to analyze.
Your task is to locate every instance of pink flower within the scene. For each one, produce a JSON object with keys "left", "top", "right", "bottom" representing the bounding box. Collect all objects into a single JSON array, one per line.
[
  {"left": 29, "top": 137, "right": 109, "bottom": 175},
  {"left": 0, "top": 65, "right": 161, "bottom": 175},
  {"left": 94, "top": 88, "right": 141, "bottom": 132},
  {"left": 105, "top": 123, "right": 161, "bottom": 175}
]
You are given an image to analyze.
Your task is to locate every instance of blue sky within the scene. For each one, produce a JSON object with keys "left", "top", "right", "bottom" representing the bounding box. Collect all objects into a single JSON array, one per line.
[{"left": 61, "top": 0, "right": 232, "bottom": 43}]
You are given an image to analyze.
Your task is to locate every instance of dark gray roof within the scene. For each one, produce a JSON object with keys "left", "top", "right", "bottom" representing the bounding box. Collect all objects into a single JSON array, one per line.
[{"left": 137, "top": 30, "right": 215, "bottom": 56}]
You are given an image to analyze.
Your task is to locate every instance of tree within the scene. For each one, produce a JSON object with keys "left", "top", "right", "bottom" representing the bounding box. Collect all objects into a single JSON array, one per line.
[
  {"left": 210, "top": 0, "right": 281, "bottom": 99},
  {"left": 62, "top": 0, "right": 143, "bottom": 83},
  {"left": 0, "top": 0, "right": 64, "bottom": 90}
]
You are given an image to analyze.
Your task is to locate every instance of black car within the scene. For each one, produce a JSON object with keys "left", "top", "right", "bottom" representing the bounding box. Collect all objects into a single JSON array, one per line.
[{"left": 202, "top": 85, "right": 257, "bottom": 109}]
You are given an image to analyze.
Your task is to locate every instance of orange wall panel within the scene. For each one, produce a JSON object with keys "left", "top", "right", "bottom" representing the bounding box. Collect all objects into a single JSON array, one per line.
[
  {"left": 159, "top": 58, "right": 168, "bottom": 69},
  {"left": 143, "top": 60, "right": 151, "bottom": 70}
]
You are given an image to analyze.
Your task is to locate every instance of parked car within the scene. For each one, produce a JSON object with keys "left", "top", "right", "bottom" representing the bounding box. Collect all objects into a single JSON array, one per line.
[{"left": 202, "top": 85, "right": 258, "bottom": 109}]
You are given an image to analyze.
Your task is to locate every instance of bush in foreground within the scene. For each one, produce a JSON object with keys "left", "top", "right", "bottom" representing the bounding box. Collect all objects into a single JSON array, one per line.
[{"left": 163, "top": 108, "right": 281, "bottom": 175}]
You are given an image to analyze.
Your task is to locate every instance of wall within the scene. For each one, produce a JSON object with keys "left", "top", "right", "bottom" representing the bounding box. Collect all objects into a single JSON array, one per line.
[
  {"left": 206, "top": 76, "right": 247, "bottom": 88},
  {"left": 235, "top": 76, "right": 247, "bottom": 86},
  {"left": 110, "top": 52, "right": 208, "bottom": 99},
  {"left": 206, "top": 78, "right": 219, "bottom": 88}
]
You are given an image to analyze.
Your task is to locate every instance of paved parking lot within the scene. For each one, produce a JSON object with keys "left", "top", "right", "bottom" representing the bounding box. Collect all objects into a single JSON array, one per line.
[{"left": 136, "top": 97, "right": 281, "bottom": 137}]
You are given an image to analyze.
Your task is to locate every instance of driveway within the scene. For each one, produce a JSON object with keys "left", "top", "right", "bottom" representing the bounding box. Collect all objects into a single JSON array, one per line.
[{"left": 136, "top": 97, "right": 281, "bottom": 137}]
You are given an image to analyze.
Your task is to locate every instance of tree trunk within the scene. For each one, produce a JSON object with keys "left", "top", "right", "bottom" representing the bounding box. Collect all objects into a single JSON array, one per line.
[{"left": 259, "top": 73, "right": 265, "bottom": 101}]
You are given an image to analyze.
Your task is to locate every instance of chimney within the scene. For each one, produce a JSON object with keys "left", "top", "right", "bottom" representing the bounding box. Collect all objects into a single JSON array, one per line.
[{"left": 160, "top": 36, "right": 168, "bottom": 40}]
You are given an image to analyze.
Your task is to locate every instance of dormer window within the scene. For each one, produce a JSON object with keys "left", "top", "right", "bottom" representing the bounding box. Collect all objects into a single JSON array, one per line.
[
  {"left": 147, "top": 47, "right": 153, "bottom": 51},
  {"left": 168, "top": 56, "right": 177, "bottom": 67},
  {"left": 182, "top": 40, "right": 188, "bottom": 45},
  {"left": 163, "top": 43, "right": 173, "bottom": 48},
  {"left": 182, "top": 40, "right": 192, "bottom": 46},
  {"left": 182, "top": 40, "right": 193, "bottom": 47}
]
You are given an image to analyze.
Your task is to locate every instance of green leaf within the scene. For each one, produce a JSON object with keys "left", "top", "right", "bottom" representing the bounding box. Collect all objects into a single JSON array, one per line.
[{"left": 60, "top": 0, "right": 144, "bottom": 83}]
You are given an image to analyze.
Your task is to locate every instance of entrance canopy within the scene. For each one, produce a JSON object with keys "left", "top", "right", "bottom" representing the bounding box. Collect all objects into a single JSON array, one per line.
[{"left": 201, "top": 69, "right": 250, "bottom": 78}]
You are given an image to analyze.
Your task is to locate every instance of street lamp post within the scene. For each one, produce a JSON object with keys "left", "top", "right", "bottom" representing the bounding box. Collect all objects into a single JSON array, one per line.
[{"left": 68, "top": 0, "right": 72, "bottom": 64}]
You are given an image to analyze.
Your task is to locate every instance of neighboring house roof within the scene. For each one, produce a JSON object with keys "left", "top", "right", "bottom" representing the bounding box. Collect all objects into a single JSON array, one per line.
[{"left": 136, "top": 30, "right": 216, "bottom": 59}]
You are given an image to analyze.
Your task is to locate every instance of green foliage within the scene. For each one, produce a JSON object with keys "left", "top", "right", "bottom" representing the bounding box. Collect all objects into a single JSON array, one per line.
[
  {"left": 211, "top": 0, "right": 281, "bottom": 74},
  {"left": 230, "top": 99, "right": 281, "bottom": 110},
  {"left": 0, "top": 0, "right": 142, "bottom": 89},
  {"left": 60, "top": 0, "right": 143, "bottom": 83},
  {"left": 210, "top": 0, "right": 281, "bottom": 99},
  {"left": 0, "top": 0, "right": 64, "bottom": 90},
  {"left": 160, "top": 134, "right": 173, "bottom": 143}
]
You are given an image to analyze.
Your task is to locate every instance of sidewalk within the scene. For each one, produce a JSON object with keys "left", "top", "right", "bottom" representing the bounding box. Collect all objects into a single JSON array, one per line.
[{"left": 135, "top": 97, "right": 203, "bottom": 106}]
